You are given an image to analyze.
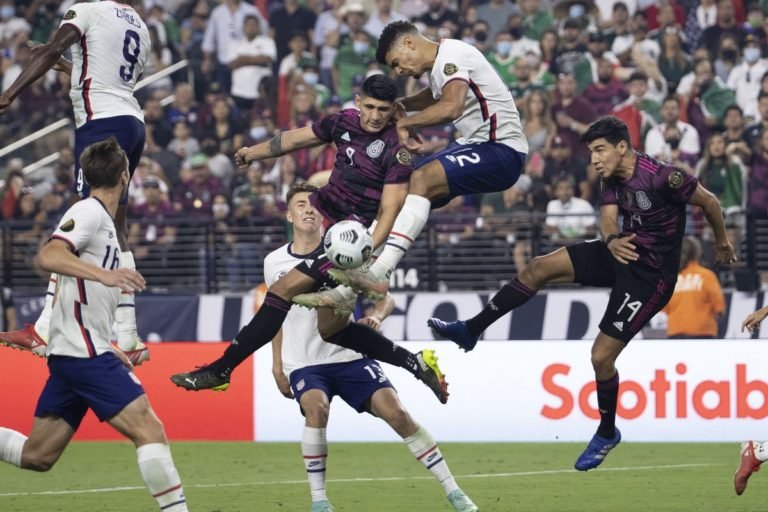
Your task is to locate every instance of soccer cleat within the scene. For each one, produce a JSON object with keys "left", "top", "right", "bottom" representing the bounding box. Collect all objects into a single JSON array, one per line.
[
  {"left": 416, "top": 349, "right": 449, "bottom": 404},
  {"left": 293, "top": 288, "right": 355, "bottom": 317},
  {"left": 447, "top": 489, "right": 479, "bottom": 512},
  {"left": 310, "top": 500, "right": 334, "bottom": 512},
  {"left": 170, "top": 365, "right": 230, "bottom": 392},
  {"left": 574, "top": 428, "right": 621, "bottom": 471},
  {"left": 327, "top": 268, "right": 388, "bottom": 301},
  {"left": 0, "top": 324, "right": 47, "bottom": 357},
  {"left": 427, "top": 318, "right": 479, "bottom": 352},
  {"left": 734, "top": 440, "right": 762, "bottom": 495}
]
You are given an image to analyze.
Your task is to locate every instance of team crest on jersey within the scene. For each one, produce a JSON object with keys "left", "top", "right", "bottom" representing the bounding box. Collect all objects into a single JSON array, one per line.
[
  {"left": 668, "top": 170, "right": 684, "bottom": 189},
  {"left": 366, "top": 139, "right": 385, "bottom": 158},
  {"left": 60, "top": 219, "right": 75, "bottom": 232},
  {"left": 63, "top": 9, "right": 76, "bottom": 20},
  {"left": 396, "top": 149, "right": 412, "bottom": 164},
  {"left": 635, "top": 191, "right": 652, "bottom": 210},
  {"left": 443, "top": 63, "right": 458, "bottom": 76}
]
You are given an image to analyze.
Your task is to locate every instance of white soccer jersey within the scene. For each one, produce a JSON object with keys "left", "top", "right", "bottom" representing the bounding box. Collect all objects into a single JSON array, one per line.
[
  {"left": 48, "top": 198, "right": 121, "bottom": 358},
  {"left": 60, "top": 1, "right": 150, "bottom": 128},
  {"left": 429, "top": 39, "right": 528, "bottom": 154},
  {"left": 264, "top": 244, "right": 361, "bottom": 378}
]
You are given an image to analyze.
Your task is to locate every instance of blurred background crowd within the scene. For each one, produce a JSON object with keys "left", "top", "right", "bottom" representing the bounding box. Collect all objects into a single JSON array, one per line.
[{"left": 0, "top": 0, "right": 766, "bottom": 293}]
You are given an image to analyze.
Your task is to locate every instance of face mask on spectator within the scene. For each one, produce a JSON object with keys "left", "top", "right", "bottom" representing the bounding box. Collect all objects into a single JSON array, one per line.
[
  {"left": 462, "top": 36, "right": 476, "bottom": 45},
  {"left": 721, "top": 48, "right": 737, "bottom": 61},
  {"left": 353, "top": 41, "right": 370, "bottom": 55},
  {"left": 303, "top": 72, "right": 319, "bottom": 86},
  {"left": 509, "top": 27, "right": 523, "bottom": 39},
  {"left": 213, "top": 203, "right": 230, "bottom": 216},
  {"left": 250, "top": 126, "right": 268, "bottom": 140},
  {"left": 0, "top": 6, "right": 15, "bottom": 18},
  {"left": 496, "top": 41, "right": 512, "bottom": 56},
  {"left": 744, "top": 47, "right": 761, "bottom": 63},
  {"left": 569, "top": 4, "right": 585, "bottom": 18},
  {"left": 474, "top": 31, "right": 488, "bottom": 43},
  {"left": 665, "top": 137, "right": 681, "bottom": 150},
  {"left": 438, "top": 27, "right": 452, "bottom": 39}
]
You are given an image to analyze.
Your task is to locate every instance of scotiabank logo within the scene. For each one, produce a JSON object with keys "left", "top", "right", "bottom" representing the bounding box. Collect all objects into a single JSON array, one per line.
[{"left": 541, "top": 363, "right": 768, "bottom": 420}]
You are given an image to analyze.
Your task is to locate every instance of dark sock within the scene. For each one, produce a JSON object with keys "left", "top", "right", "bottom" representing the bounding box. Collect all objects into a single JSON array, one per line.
[
  {"left": 214, "top": 292, "right": 291, "bottom": 375},
  {"left": 325, "top": 323, "right": 419, "bottom": 376},
  {"left": 596, "top": 372, "right": 620, "bottom": 438},
  {"left": 465, "top": 278, "right": 537, "bottom": 336}
]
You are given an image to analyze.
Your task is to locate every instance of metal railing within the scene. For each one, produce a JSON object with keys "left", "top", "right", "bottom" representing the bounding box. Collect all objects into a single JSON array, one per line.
[{"left": 2, "top": 212, "right": 762, "bottom": 294}]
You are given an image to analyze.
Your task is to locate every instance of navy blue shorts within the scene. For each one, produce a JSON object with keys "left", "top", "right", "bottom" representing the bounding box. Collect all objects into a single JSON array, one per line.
[
  {"left": 35, "top": 352, "right": 145, "bottom": 431},
  {"left": 74, "top": 115, "right": 146, "bottom": 204},
  {"left": 290, "top": 358, "right": 395, "bottom": 413},
  {"left": 419, "top": 141, "right": 525, "bottom": 208}
]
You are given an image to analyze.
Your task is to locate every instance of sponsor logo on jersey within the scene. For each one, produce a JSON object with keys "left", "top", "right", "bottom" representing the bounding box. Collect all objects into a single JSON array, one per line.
[
  {"left": 63, "top": 9, "right": 76, "bottom": 20},
  {"left": 668, "top": 170, "right": 684, "bottom": 189},
  {"left": 396, "top": 148, "right": 412, "bottom": 164},
  {"left": 61, "top": 219, "right": 75, "bottom": 232},
  {"left": 443, "top": 63, "right": 458, "bottom": 76},
  {"left": 366, "top": 139, "right": 385, "bottom": 158},
  {"left": 635, "top": 191, "right": 652, "bottom": 210}
]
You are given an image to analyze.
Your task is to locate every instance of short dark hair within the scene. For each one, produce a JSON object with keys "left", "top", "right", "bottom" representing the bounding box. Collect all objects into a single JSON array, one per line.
[
  {"left": 359, "top": 74, "right": 398, "bottom": 102},
  {"left": 724, "top": 104, "right": 743, "bottom": 117},
  {"left": 79, "top": 136, "right": 127, "bottom": 190},
  {"left": 376, "top": 21, "right": 418, "bottom": 65},
  {"left": 627, "top": 70, "right": 647, "bottom": 83},
  {"left": 581, "top": 116, "right": 631, "bottom": 147},
  {"left": 662, "top": 94, "right": 679, "bottom": 107},
  {"left": 286, "top": 181, "right": 319, "bottom": 204},
  {"left": 759, "top": 90, "right": 768, "bottom": 102}
]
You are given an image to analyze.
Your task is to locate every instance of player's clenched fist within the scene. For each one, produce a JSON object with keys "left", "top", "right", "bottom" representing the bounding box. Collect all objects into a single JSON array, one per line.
[
  {"left": 607, "top": 233, "right": 639, "bottom": 265},
  {"left": 742, "top": 307, "right": 768, "bottom": 334},
  {"left": 714, "top": 242, "right": 737, "bottom": 265},
  {"left": 99, "top": 268, "right": 146, "bottom": 293},
  {"left": 234, "top": 147, "right": 252, "bottom": 168}
]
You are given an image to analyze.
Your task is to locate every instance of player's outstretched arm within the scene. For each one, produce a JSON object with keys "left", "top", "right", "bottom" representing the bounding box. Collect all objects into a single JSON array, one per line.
[
  {"left": 270, "top": 328, "right": 294, "bottom": 398},
  {"left": 0, "top": 25, "right": 79, "bottom": 112},
  {"left": 396, "top": 80, "right": 468, "bottom": 133},
  {"left": 742, "top": 307, "right": 768, "bottom": 334},
  {"left": 234, "top": 126, "right": 325, "bottom": 167},
  {"left": 399, "top": 87, "right": 438, "bottom": 112},
  {"left": 39, "top": 240, "right": 146, "bottom": 293},
  {"left": 688, "top": 184, "right": 736, "bottom": 265},
  {"left": 370, "top": 182, "right": 409, "bottom": 249}
]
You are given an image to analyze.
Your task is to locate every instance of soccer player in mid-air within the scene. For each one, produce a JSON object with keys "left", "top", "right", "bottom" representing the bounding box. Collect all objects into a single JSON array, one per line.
[
  {"left": 0, "top": 138, "right": 189, "bottom": 512},
  {"left": 268, "top": 182, "right": 478, "bottom": 512},
  {"left": 0, "top": 0, "right": 150, "bottom": 364},
  {"left": 429, "top": 116, "right": 736, "bottom": 471},
  {"left": 170, "top": 75, "right": 448, "bottom": 404},
  {"left": 733, "top": 305, "right": 768, "bottom": 495},
  {"left": 297, "top": 20, "right": 528, "bottom": 309}
]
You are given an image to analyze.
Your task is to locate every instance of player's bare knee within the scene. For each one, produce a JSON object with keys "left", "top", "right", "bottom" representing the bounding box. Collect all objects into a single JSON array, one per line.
[
  {"left": 409, "top": 169, "right": 430, "bottom": 197},
  {"left": 521, "top": 256, "right": 550, "bottom": 287},
  {"left": 304, "top": 401, "right": 330, "bottom": 426},
  {"left": 21, "top": 450, "right": 57, "bottom": 472},
  {"left": 383, "top": 406, "right": 413, "bottom": 435}
]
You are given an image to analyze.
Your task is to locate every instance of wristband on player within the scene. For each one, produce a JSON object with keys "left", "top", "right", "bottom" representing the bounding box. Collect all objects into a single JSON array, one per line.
[{"left": 605, "top": 234, "right": 618, "bottom": 245}]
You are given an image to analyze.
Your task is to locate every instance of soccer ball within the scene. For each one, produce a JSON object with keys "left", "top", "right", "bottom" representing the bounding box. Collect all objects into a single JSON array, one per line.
[{"left": 324, "top": 220, "right": 373, "bottom": 270}]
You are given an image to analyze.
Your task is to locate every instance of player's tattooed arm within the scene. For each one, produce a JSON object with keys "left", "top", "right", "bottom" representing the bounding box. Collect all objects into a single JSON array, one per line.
[
  {"left": 268, "top": 135, "right": 283, "bottom": 156},
  {"left": 235, "top": 126, "right": 324, "bottom": 167}
]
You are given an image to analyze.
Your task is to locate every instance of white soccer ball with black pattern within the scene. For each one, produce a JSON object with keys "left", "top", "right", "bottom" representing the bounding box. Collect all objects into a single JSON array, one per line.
[{"left": 324, "top": 220, "right": 373, "bottom": 270}]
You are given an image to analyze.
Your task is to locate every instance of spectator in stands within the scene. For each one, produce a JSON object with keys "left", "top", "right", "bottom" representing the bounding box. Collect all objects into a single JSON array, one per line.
[
  {"left": 723, "top": 105, "right": 752, "bottom": 162},
  {"left": 612, "top": 11, "right": 659, "bottom": 65},
  {"left": 550, "top": 18, "right": 587, "bottom": 76},
  {"left": 508, "top": 11, "right": 541, "bottom": 61},
  {"left": 714, "top": 34, "right": 741, "bottom": 84},
  {"left": 201, "top": 0, "right": 268, "bottom": 93},
  {"left": 232, "top": 164, "right": 266, "bottom": 215},
  {"left": 613, "top": 70, "right": 661, "bottom": 145},
  {"left": 582, "top": 56, "right": 629, "bottom": 117},
  {"left": 25, "top": 0, "right": 60, "bottom": 44},
  {"left": 202, "top": 98, "right": 244, "bottom": 158},
  {"left": 686, "top": 58, "right": 736, "bottom": 143},
  {"left": 168, "top": 119, "right": 201, "bottom": 161},
  {"left": 198, "top": 136, "right": 236, "bottom": 191},
  {"left": 695, "top": 132, "right": 746, "bottom": 215},
  {"left": 144, "top": 21, "right": 174, "bottom": 95},
  {"left": 275, "top": 155, "right": 301, "bottom": 203},
  {"left": 299, "top": 56, "right": 331, "bottom": 109},
  {"left": 364, "top": 0, "right": 408, "bottom": 40},
  {"left": 657, "top": 25, "right": 692, "bottom": 92},
  {"left": 544, "top": 175, "right": 596, "bottom": 241},
  {"left": 659, "top": 124, "right": 697, "bottom": 176},
  {"left": 538, "top": 28, "right": 558, "bottom": 70},
  {"left": 747, "top": 128, "right": 768, "bottom": 219},
  {"left": 477, "top": 0, "right": 522, "bottom": 42},
  {"left": 229, "top": 14, "right": 276, "bottom": 111},
  {"left": 270, "top": 0, "right": 317, "bottom": 65},
  {"left": 521, "top": 0, "right": 554, "bottom": 42},
  {"left": 166, "top": 83, "right": 200, "bottom": 126},
  {"left": 480, "top": 178, "right": 533, "bottom": 272},
  {"left": 552, "top": 72, "right": 596, "bottom": 159},
  {"left": 1, "top": 167, "right": 25, "bottom": 219},
  {"left": 129, "top": 177, "right": 177, "bottom": 283},
  {"left": 0, "top": 0, "right": 30, "bottom": 45},
  {"left": 416, "top": 0, "right": 461, "bottom": 34},
  {"left": 144, "top": 96, "right": 174, "bottom": 151},
  {"left": 744, "top": 91, "right": 768, "bottom": 150},
  {"left": 333, "top": 3, "right": 375, "bottom": 102},
  {"left": 577, "top": 31, "right": 619, "bottom": 87},
  {"left": 645, "top": 95, "right": 700, "bottom": 159},
  {"left": 727, "top": 34, "right": 768, "bottom": 121},
  {"left": 179, "top": 1, "right": 210, "bottom": 98},
  {"left": 700, "top": 0, "right": 746, "bottom": 61},
  {"left": 173, "top": 153, "right": 225, "bottom": 220},
  {"left": 602, "top": 2, "right": 631, "bottom": 46},
  {"left": 544, "top": 135, "right": 590, "bottom": 198},
  {"left": 488, "top": 31, "right": 516, "bottom": 86},
  {"left": 509, "top": 54, "right": 549, "bottom": 99},
  {"left": 663, "top": 236, "right": 725, "bottom": 339},
  {"left": 522, "top": 89, "right": 556, "bottom": 154}
]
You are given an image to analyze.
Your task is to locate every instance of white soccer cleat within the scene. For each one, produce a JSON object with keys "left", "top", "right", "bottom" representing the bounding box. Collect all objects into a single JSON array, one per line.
[
  {"left": 293, "top": 287, "right": 356, "bottom": 317},
  {"left": 447, "top": 489, "right": 479, "bottom": 512}
]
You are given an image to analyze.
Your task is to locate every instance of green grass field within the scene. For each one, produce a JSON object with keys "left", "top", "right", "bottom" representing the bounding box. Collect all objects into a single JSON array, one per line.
[{"left": 0, "top": 442, "right": 761, "bottom": 511}]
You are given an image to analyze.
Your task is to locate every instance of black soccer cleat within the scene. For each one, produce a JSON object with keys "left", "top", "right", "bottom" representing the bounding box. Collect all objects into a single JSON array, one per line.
[
  {"left": 170, "top": 365, "right": 230, "bottom": 391},
  {"left": 415, "top": 350, "right": 449, "bottom": 404}
]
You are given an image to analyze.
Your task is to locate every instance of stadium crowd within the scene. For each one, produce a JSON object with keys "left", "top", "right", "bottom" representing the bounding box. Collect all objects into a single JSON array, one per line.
[{"left": 0, "top": 0, "right": 766, "bottom": 290}]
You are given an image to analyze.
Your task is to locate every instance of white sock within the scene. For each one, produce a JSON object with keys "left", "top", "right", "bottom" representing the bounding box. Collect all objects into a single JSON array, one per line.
[
  {"left": 137, "top": 443, "right": 188, "bottom": 511},
  {"left": 405, "top": 426, "right": 458, "bottom": 495},
  {"left": 33, "top": 275, "right": 57, "bottom": 341},
  {"left": 0, "top": 428, "right": 27, "bottom": 467},
  {"left": 116, "top": 251, "right": 139, "bottom": 351},
  {"left": 755, "top": 441, "right": 768, "bottom": 462},
  {"left": 302, "top": 427, "right": 328, "bottom": 502},
  {"left": 369, "top": 195, "right": 431, "bottom": 278}
]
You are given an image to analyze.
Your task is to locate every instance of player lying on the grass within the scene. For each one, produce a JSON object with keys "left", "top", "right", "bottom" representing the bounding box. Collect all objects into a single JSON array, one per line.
[
  {"left": 733, "top": 305, "right": 768, "bottom": 495},
  {"left": 266, "top": 186, "right": 476, "bottom": 512},
  {"left": 170, "top": 93, "right": 449, "bottom": 402},
  {"left": 297, "top": 20, "right": 528, "bottom": 307},
  {"left": 0, "top": 0, "right": 151, "bottom": 365},
  {"left": 0, "top": 138, "right": 188, "bottom": 512},
  {"left": 429, "top": 116, "right": 736, "bottom": 471}
]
